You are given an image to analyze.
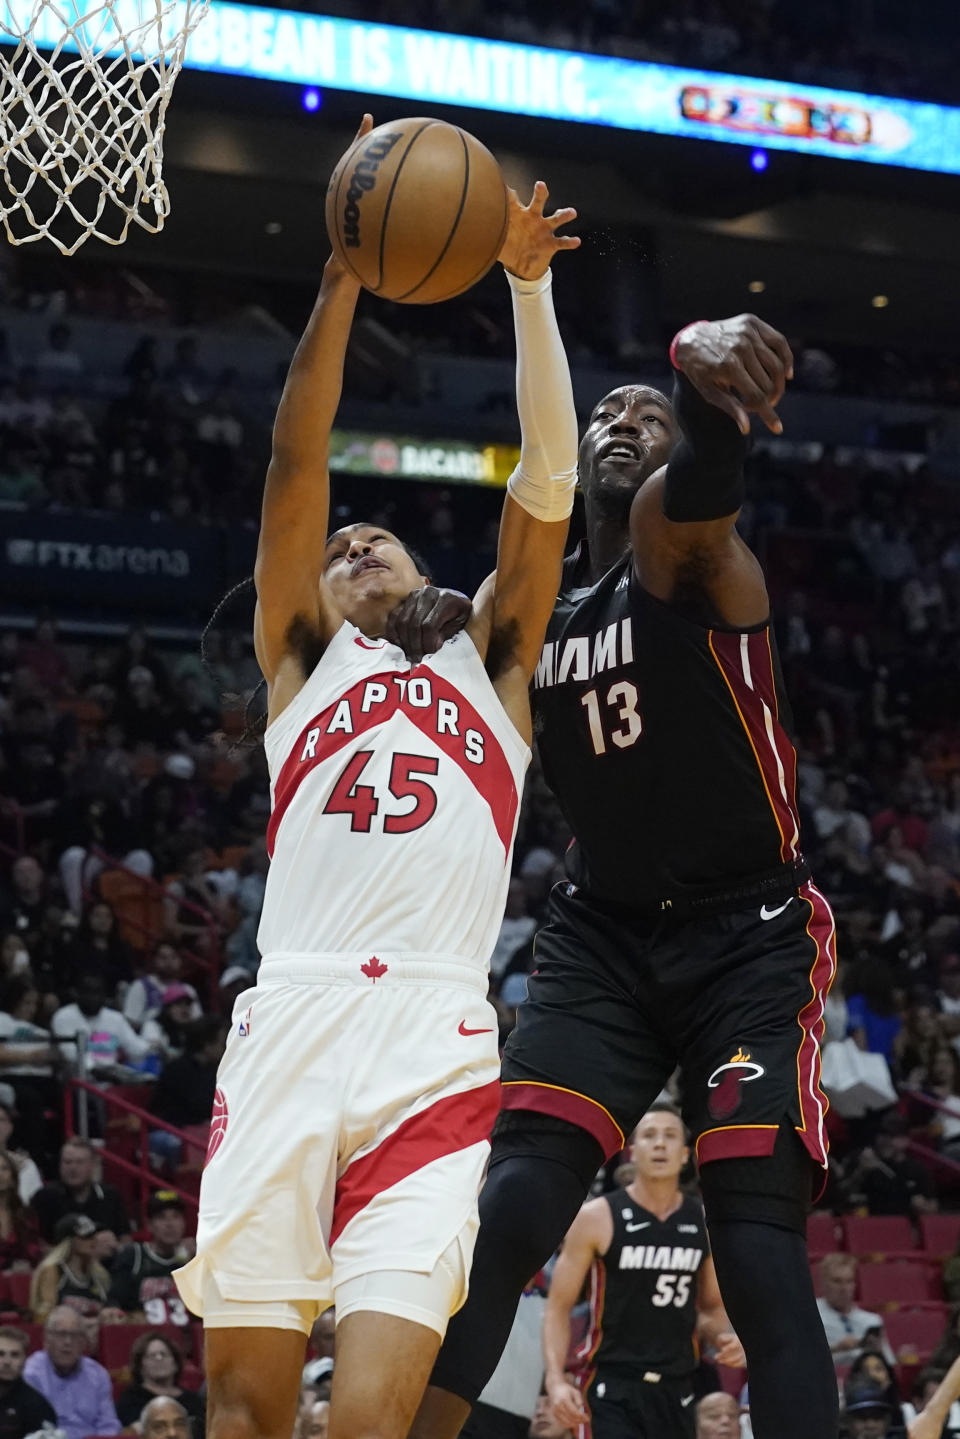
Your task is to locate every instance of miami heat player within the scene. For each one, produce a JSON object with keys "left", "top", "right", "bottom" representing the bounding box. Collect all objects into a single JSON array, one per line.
[{"left": 175, "top": 120, "right": 580, "bottom": 1439}]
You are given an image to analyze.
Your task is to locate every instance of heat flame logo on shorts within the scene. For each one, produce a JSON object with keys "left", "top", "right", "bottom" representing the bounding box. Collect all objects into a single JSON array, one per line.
[{"left": 706, "top": 1047, "right": 765, "bottom": 1120}]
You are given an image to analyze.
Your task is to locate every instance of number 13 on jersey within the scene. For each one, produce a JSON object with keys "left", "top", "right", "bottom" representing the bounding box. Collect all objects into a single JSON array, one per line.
[{"left": 580, "top": 680, "right": 643, "bottom": 756}]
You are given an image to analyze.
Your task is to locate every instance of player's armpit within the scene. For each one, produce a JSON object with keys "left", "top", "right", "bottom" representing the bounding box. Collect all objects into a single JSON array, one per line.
[{"left": 630, "top": 471, "right": 769, "bottom": 630}]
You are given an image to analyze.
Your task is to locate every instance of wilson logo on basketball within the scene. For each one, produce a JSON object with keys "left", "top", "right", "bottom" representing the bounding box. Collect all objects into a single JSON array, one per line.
[
  {"left": 340, "top": 132, "right": 403, "bottom": 249},
  {"left": 706, "top": 1048, "right": 765, "bottom": 1120},
  {"left": 205, "top": 1088, "right": 229, "bottom": 1167}
]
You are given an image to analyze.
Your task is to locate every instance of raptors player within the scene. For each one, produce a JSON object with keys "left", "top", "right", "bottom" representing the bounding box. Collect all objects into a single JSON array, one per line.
[{"left": 174, "top": 119, "right": 580, "bottom": 1439}]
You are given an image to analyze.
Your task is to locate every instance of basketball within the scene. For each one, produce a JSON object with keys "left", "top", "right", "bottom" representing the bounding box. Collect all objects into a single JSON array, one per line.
[{"left": 325, "top": 117, "right": 508, "bottom": 304}]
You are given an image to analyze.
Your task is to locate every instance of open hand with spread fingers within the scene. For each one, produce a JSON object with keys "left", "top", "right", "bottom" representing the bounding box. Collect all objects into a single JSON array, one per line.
[
  {"left": 499, "top": 180, "right": 580, "bottom": 282},
  {"left": 672, "top": 314, "right": 795, "bottom": 436}
]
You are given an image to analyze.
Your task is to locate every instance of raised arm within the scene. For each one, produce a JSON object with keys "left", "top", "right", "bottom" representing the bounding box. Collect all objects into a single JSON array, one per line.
[
  {"left": 466, "top": 183, "right": 579, "bottom": 740},
  {"left": 253, "top": 118, "right": 371, "bottom": 696},
  {"left": 910, "top": 1354, "right": 960, "bottom": 1439},
  {"left": 630, "top": 315, "right": 793, "bottom": 629},
  {"left": 543, "top": 1199, "right": 610, "bottom": 1431}
]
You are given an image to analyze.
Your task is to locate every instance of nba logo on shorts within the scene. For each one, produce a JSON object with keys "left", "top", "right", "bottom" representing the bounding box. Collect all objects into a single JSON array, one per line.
[
  {"left": 238, "top": 1006, "right": 252, "bottom": 1038},
  {"left": 205, "top": 1088, "right": 228, "bottom": 1167}
]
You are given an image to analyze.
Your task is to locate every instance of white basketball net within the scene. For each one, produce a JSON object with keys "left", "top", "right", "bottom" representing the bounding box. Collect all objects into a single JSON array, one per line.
[{"left": 0, "top": 0, "right": 209, "bottom": 254}]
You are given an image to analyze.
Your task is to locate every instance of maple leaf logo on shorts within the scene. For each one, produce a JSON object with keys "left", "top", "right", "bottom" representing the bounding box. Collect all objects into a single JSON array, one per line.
[{"left": 361, "top": 956, "right": 389, "bottom": 983}]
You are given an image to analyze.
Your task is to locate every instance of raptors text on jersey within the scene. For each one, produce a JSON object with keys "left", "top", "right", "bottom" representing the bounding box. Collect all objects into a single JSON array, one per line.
[{"left": 258, "top": 622, "right": 530, "bottom": 967}]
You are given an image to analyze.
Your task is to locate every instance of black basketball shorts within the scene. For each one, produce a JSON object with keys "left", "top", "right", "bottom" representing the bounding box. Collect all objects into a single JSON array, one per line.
[
  {"left": 500, "top": 879, "right": 836, "bottom": 1181},
  {"left": 586, "top": 1371, "right": 696, "bottom": 1439}
]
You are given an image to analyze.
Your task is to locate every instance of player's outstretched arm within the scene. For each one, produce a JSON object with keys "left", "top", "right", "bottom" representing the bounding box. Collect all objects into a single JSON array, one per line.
[
  {"left": 909, "top": 1355, "right": 960, "bottom": 1439},
  {"left": 629, "top": 315, "right": 794, "bottom": 629},
  {"left": 467, "top": 182, "right": 580, "bottom": 739},
  {"left": 254, "top": 118, "right": 371, "bottom": 688},
  {"left": 543, "top": 1200, "right": 609, "bottom": 1431}
]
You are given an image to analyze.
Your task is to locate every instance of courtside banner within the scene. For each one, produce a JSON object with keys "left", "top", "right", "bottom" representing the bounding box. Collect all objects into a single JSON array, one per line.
[
  {"left": 4, "top": 4, "right": 960, "bottom": 175},
  {"left": 0, "top": 509, "right": 221, "bottom": 610},
  {"left": 329, "top": 430, "right": 520, "bottom": 486}
]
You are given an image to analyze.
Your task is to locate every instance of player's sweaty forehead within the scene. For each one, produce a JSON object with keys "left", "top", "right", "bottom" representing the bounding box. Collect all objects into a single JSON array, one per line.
[{"left": 589, "top": 385, "right": 673, "bottom": 423}]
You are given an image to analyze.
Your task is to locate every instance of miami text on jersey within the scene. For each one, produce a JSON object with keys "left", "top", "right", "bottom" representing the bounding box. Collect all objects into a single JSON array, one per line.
[{"left": 534, "top": 618, "right": 634, "bottom": 689}]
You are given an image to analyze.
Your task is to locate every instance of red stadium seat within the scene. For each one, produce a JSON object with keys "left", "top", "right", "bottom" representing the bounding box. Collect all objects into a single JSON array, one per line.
[
  {"left": 858, "top": 1262, "right": 940, "bottom": 1309},
  {"left": 3, "top": 1272, "right": 31, "bottom": 1310},
  {"left": 718, "top": 1366, "right": 745, "bottom": 1399},
  {"left": 808, "top": 1212, "right": 841, "bottom": 1253},
  {"left": 920, "top": 1213, "right": 960, "bottom": 1258},
  {"left": 884, "top": 1308, "right": 949, "bottom": 1363},
  {"left": 843, "top": 1215, "right": 917, "bottom": 1257}
]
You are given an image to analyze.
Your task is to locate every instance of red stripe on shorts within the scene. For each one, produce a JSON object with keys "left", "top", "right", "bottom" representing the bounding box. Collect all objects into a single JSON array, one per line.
[
  {"left": 500, "top": 1080, "right": 625, "bottom": 1161},
  {"left": 330, "top": 1079, "right": 501, "bottom": 1247}
]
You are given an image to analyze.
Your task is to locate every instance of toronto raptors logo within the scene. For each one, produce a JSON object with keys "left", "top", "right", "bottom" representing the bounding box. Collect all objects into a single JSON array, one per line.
[
  {"left": 706, "top": 1048, "right": 765, "bottom": 1120},
  {"left": 205, "top": 1088, "right": 228, "bottom": 1167}
]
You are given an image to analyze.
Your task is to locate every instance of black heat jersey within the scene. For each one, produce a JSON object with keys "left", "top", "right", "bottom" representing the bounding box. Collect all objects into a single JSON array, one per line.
[
  {"left": 531, "top": 550, "right": 805, "bottom": 908},
  {"left": 579, "top": 1190, "right": 709, "bottom": 1380},
  {"left": 106, "top": 1242, "right": 190, "bottom": 1325}
]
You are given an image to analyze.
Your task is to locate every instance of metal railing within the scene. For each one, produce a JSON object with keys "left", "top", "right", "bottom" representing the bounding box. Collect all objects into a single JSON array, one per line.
[{"left": 65, "top": 1075, "right": 205, "bottom": 1220}]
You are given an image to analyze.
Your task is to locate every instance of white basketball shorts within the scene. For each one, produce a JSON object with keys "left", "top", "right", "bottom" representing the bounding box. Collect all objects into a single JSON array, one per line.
[{"left": 175, "top": 953, "right": 500, "bottom": 1333}]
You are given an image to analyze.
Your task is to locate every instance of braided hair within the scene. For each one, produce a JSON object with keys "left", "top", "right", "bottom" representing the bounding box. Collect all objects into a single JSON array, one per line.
[{"left": 200, "top": 576, "right": 266, "bottom": 750}]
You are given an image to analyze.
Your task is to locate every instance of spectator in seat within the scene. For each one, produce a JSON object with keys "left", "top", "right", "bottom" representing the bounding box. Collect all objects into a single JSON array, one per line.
[
  {"left": 51, "top": 971, "right": 152, "bottom": 1079},
  {"left": 490, "top": 878, "right": 537, "bottom": 979},
  {"left": 846, "top": 1353, "right": 907, "bottom": 1429},
  {"left": 151, "top": 1018, "right": 225, "bottom": 1135},
  {"left": 116, "top": 1333, "right": 204, "bottom": 1430},
  {"left": 846, "top": 958, "right": 903, "bottom": 1065},
  {"left": 140, "top": 1395, "right": 192, "bottom": 1439},
  {"left": 816, "top": 1254, "right": 895, "bottom": 1368},
  {"left": 694, "top": 1391, "right": 740, "bottom": 1439},
  {"left": 849, "top": 1112, "right": 938, "bottom": 1216},
  {"left": 0, "top": 1101, "right": 41, "bottom": 1204},
  {"left": 843, "top": 1382, "right": 896, "bottom": 1438},
  {"left": 0, "top": 858, "right": 47, "bottom": 948},
  {"left": 107, "top": 1191, "right": 191, "bottom": 1328},
  {"left": 0, "top": 983, "right": 60, "bottom": 1160},
  {"left": 141, "top": 988, "right": 197, "bottom": 1061},
  {"left": 300, "top": 1399, "right": 331, "bottom": 1439},
  {"left": 30, "top": 1213, "right": 111, "bottom": 1323},
  {"left": 0, "top": 1153, "right": 38, "bottom": 1271},
  {"left": 31, "top": 1136, "right": 131, "bottom": 1249},
  {"left": 72, "top": 900, "right": 136, "bottom": 998},
  {"left": 123, "top": 943, "right": 199, "bottom": 1032},
  {"left": 922, "top": 1045, "right": 960, "bottom": 1159},
  {"left": 23, "top": 1306, "right": 120, "bottom": 1439},
  {"left": 0, "top": 1324, "right": 57, "bottom": 1439}
]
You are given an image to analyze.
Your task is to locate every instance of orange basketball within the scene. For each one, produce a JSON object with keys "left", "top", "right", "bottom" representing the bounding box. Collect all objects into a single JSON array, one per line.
[{"left": 325, "top": 118, "right": 508, "bottom": 304}]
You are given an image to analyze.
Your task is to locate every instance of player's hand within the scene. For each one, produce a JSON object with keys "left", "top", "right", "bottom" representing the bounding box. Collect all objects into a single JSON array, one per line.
[
  {"left": 546, "top": 1376, "right": 588, "bottom": 1430},
  {"left": 499, "top": 181, "right": 580, "bottom": 281},
  {"left": 713, "top": 1330, "right": 747, "bottom": 1368},
  {"left": 384, "top": 585, "right": 473, "bottom": 664},
  {"left": 672, "top": 315, "right": 794, "bottom": 436}
]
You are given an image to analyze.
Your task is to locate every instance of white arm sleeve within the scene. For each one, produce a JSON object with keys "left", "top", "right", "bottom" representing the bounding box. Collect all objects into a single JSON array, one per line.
[{"left": 505, "top": 269, "right": 579, "bottom": 522}]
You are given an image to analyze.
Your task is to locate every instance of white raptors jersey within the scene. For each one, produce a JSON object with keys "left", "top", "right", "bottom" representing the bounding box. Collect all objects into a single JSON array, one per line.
[{"left": 257, "top": 621, "right": 530, "bottom": 969}]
